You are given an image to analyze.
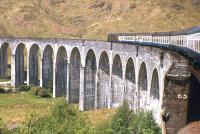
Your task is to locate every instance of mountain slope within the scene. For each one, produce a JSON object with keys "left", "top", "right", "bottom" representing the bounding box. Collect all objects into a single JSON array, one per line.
[{"left": 0, "top": 0, "right": 200, "bottom": 40}]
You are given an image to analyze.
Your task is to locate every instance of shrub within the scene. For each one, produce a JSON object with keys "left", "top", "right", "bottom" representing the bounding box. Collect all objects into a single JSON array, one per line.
[
  {"left": 0, "top": 88, "right": 5, "bottom": 94},
  {"left": 38, "top": 89, "right": 50, "bottom": 98},
  {"left": 16, "top": 85, "right": 33, "bottom": 92},
  {"left": 109, "top": 100, "right": 134, "bottom": 134},
  {"left": 94, "top": 100, "right": 161, "bottom": 134},
  {"left": 130, "top": 111, "right": 161, "bottom": 134},
  {"left": 0, "top": 86, "right": 14, "bottom": 94},
  {"left": 5, "top": 88, "right": 12, "bottom": 93},
  {"left": 28, "top": 86, "right": 51, "bottom": 98},
  {"left": 29, "top": 86, "right": 43, "bottom": 96},
  {"left": 4, "top": 86, "right": 14, "bottom": 93}
]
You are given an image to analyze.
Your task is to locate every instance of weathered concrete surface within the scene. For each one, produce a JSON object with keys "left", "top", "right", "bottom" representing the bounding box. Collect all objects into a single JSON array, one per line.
[
  {"left": 29, "top": 44, "right": 40, "bottom": 86},
  {"left": 42, "top": 45, "right": 53, "bottom": 89},
  {"left": 84, "top": 50, "right": 96, "bottom": 110},
  {"left": 55, "top": 46, "right": 67, "bottom": 97},
  {"left": 15, "top": 44, "right": 26, "bottom": 87},
  {"left": 0, "top": 43, "right": 10, "bottom": 79},
  {"left": 112, "top": 54, "right": 123, "bottom": 108},
  {"left": 0, "top": 37, "right": 197, "bottom": 134},
  {"left": 138, "top": 62, "right": 148, "bottom": 109},
  {"left": 97, "top": 51, "right": 110, "bottom": 109},
  {"left": 149, "top": 69, "right": 160, "bottom": 120},
  {"left": 125, "top": 58, "right": 136, "bottom": 110},
  {"left": 69, "top": 48, "right": 81, "bottom": 103}
]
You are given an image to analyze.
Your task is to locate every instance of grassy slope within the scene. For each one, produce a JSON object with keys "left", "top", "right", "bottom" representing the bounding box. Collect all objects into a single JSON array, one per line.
[
  {"left": 0, "top": 0, "right": 200, "bottom": 40},
  {"left": 0, "top": 93, "right": 62, "bottom": 128},
  {"left": 83, "top": 109, "right": 115, "bottom": 127},
  {"left": 0, "top": 93, "right": 114, "bottom": 129}
]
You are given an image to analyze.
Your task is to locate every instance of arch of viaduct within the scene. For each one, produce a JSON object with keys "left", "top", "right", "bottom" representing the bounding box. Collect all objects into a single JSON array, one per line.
[{"left": 0, "top": 37, "right": 194, "bottom": 133}]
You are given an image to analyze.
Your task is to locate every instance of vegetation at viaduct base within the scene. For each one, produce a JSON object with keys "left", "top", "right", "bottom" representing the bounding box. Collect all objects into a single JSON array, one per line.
[
  {"left": 1, "top": 101, "right": 160, "bottom": 134},
  {"left": 0, "top": 87, "right": 160, "bottom": 134}
]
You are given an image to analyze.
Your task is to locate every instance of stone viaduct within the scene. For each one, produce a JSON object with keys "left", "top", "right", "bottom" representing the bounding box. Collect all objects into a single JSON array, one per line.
[{"left": 0, "top": 26, "right": 200, "bottom": 134}]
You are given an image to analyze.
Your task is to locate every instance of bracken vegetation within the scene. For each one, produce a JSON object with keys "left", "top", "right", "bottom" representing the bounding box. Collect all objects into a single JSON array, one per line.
[
  {"left": 0, "top": 98, "right": 161, "bottom": 134},
  {"left": 0, "top": 0, "right": 200, "bottom": 40},
  {"left": 13, "top": 101, "right": 91, "bottom": 134}
]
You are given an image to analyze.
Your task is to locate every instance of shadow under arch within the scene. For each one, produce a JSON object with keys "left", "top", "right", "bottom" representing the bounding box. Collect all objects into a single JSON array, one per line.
[
  {"left": 69, "top": 47, "right": 81, "bottom": 103},
  {"left": 55, "top": 46, "right": 68, "bottom": 97},
  {"left": 84, "top": 49, "right": 96, "bottom": 110},
  {"left": 29, "top": 44, "right": 41, "bottom": 86},
  {"left": 0, "top": 42, "right": 12, "bottom": 80},
  {"left": 42, "top": 45, "right": 54, "bottom": 90},
  {"left": 97, "top": 51, "right": 110, "bottom": 109},
  {"left": 138, "top": 62, "right": 148, "bottom": 109},
  {"left": 187, "top": 74, "right": 200, "bottom": 123},
  {"left": 125, "top": 57, "right": 136, "bottom": 110},
  {"left": 15, "top": 43, "right": 27, "bottom": 86},
  {"left": 150, "top": 68, "right": 159, "bottom": 100},
  {"left": 150, "top": 68, "right": 160, "bottom": 121},
  {"left": 111, "top": 54, "right": 123, "bottom": 108}
]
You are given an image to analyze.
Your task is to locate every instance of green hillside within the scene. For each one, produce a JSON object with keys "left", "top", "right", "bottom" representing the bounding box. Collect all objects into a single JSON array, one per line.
[{"left": 0, "top": 0, "right": 200, "bottom": 40}]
